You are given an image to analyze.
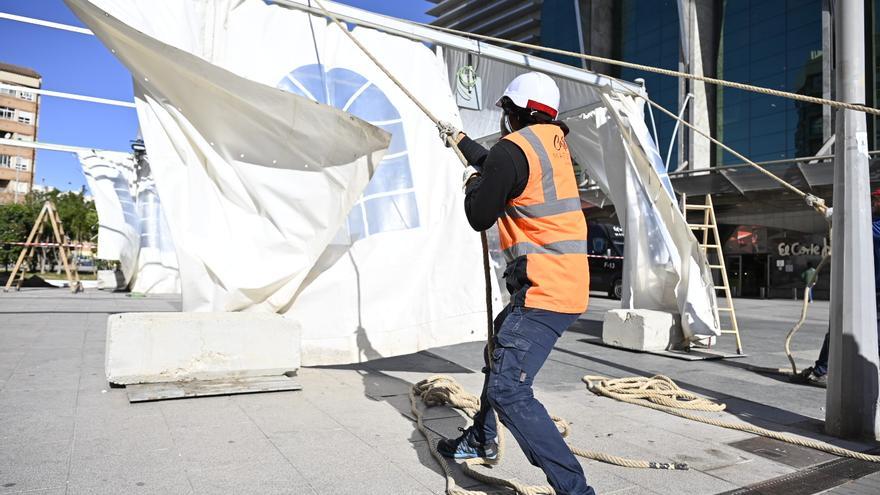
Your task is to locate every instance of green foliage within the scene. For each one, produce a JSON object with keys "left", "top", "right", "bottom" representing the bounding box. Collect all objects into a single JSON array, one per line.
[
  {"left": 50, "top": 190, "right": 98, "bottom": 242},
  {"left": 0, "top": 201, "right": 38, "bottom": 270},
  {"left": 0, "top": 190, "right": 98, "bottom": 271}
]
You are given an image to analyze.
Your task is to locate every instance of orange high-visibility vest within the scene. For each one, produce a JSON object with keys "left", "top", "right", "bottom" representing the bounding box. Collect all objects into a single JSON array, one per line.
[{"left": 497, "top": 124, "right": 589, "bottom": 314}]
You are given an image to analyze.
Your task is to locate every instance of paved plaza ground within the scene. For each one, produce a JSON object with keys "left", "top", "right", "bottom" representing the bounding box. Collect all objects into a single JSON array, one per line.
[{"left": 1, "top": 288, "right": 879, "bottom": 494}]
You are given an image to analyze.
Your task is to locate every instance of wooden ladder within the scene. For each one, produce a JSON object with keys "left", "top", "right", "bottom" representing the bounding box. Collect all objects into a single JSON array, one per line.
[
  {"left": 3, "top": 201, "right": 82, "bottom": 294},
  {"left": 684, "top": 195, "right": 743, "bottom": 354}
]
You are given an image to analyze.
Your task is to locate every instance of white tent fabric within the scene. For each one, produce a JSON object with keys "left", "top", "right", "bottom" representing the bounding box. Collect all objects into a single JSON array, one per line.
[
  {"left": 597, "top": 94, "right": 718, "bottom": 339},
  {"left": 68, "top": 0, "right": 391, "bottom": 316},
  {"left": 77, "top": 149, "right": 181, "bottom": 293},
  {"left": 442, "top": 48, "right": 719, "bottom": 341},
  {"left": 78, "top": 150, "right": 139, "bottom": 286},
  {"left": 70, "top": 0, "right": 498, "bottom": 365},
  {"left": 130, "top": 157, "right": 181, "bottom": 295},
  {"left": 246, "top": 10, "right": 501, "bottom": 364}
]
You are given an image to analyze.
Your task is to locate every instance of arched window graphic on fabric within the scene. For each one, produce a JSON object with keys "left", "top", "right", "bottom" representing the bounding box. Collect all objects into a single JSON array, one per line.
[{"left": 278, "top": 64, "right": 419, "bottom": 241}]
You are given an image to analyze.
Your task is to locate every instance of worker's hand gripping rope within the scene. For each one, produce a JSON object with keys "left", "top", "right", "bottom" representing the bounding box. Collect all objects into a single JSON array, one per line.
[
  {"left": 461, "top": 165, "right": 482, "bottom": 192},
  {"left": 436, "top": 121, "right": 481, "bottom": 193},
  {"left": 436, "top": 120, "right": 463, "bottom": 147},
  {"left": 804, "top": 194, "right": 828, "bottom": 216}
]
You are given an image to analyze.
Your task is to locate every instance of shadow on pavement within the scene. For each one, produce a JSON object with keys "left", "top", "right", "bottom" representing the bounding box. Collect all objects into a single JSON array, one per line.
[
  {"left": 313, "top": 326, "right": 486, "bottom": 491},
  {"left": 0, "top": 272, "right": 59, "bottom": 288}
]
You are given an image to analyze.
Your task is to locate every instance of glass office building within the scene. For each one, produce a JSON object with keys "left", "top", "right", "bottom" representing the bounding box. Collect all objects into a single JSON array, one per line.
[
  {"left": 717, "top": 0, "right": 824, "bottom": 165},
  {"left": 435, "top": 0, "right": 878, "bottom": 164},
  {"left": 617, "top": 0, "right": 681, "bottom": 168},
  {"left": 540, "top": 1, "right": 587, "bottom": 68}
]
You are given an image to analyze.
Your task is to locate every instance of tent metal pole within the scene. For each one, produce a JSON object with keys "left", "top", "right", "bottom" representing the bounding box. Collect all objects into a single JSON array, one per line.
[
  {"left": 0, "top": 11, "right": 93, "bottom": 35},
  {"left": 0, "top": 137, "right": 123, "bottom": 155},
  {"left": 0, "top": 82, "right": 135, "bottom": 108},
  {"left": 269, "top": 0, "right": 641, "bottom": 94}
]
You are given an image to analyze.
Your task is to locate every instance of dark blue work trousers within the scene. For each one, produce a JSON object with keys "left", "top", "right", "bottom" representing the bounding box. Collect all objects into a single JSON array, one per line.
[{"left": 472, "top": 304, "right": 595, "bottom": 495}]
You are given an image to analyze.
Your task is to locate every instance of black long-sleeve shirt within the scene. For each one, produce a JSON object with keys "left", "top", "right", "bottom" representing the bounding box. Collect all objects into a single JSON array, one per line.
[{"left": 458, "top": 136, "right": 530, "bottom": 231}]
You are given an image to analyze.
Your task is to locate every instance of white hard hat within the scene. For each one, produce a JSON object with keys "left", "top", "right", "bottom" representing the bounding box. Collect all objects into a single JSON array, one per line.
[{"left": 495, "top": 72, "right": 560, "bottom": 119}]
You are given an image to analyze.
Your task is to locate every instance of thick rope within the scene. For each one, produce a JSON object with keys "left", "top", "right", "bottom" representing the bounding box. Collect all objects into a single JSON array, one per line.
[
  {"left": 583, "top": 375, "right": 880, "bottom": 463},
  {"left": 628, "top": 91, "right": 827, "bottom": 213},
  {"left": 785, "top": 252, "right": 831, "bottom": 375},
  {"left": 420, "top": 22, "right": 880, "bottom": 117},
  {"left": 410, "top": 376, "right": 687, "bottom": 495}
]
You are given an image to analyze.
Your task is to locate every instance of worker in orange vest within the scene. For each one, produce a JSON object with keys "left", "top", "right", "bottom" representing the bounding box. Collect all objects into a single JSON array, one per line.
[{"left": 437, "top": 72, "right": 593, "bottom": 495}]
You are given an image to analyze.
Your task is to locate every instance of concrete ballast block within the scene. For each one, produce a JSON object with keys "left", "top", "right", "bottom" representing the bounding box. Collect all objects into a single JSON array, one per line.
[
  {"left": 96, "top": 270, "right": 118, "bottom": 290},
  {"left": 602, "top": 309, "right": 675, "bottom": 351},
  {"left": 106, "top": 312, "right": 301, "bottom": 385}
]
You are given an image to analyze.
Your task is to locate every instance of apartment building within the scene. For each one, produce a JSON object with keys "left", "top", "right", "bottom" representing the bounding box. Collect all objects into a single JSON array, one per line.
[{"left": 0, "top": 62, "right": 41, "bottom": 204}]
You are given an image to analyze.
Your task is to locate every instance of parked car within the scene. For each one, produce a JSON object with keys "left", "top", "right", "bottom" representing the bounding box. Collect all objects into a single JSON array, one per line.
[
  {"left": 75, "top": 256, "right": 96, "bottom": 273},
  {"left": 587, "top": 221, "right": 624, "bottom": 299}
]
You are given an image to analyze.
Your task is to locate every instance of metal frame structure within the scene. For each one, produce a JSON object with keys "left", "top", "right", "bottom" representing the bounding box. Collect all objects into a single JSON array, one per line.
[
  {"left": 577, "top": 151, "right": 880, "bottom": 200},
  {"left": 0, "top": 137, "right": 112, "bottom": 154},
  {"left": 0, "top": 82, "right": 135, "bottom": 108},
  {"left": 271, "top": 0, "right": 641, "bottom": 95}
]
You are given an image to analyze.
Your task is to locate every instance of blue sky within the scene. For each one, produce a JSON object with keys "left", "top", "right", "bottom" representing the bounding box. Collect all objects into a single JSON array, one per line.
[{"left": 0, "top": 0, "right": 434, "bottom": 192}]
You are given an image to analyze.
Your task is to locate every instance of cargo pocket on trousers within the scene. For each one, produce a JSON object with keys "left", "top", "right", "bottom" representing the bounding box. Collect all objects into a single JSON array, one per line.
[{"left": 491, "top": 331, "right": 533, "bottom": 389}]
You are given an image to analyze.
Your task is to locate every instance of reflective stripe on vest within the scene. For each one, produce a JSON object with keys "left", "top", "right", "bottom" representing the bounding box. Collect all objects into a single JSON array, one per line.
[
  {"left": 503, "top": 239, "right": 590, "bottom": 261},
  {"left": 517, "top": 126, "right": 558, "bottom": 202},
  {"left": 504, "top": 197, "right": 583, "bottom": 220}
]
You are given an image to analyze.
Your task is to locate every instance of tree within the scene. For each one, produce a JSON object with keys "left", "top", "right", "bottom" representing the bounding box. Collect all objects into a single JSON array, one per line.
[
  {"left": 0, "top": 201, "right": 38, "bottom": 271},
  {"left": 0, "top": 190, "right": 98, "bottom": 272}
]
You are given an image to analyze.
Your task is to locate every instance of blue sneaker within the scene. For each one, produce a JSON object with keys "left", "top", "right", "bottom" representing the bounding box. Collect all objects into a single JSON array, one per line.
[{"left": 437, "top": 427, "right": 498, "bottom": 460}]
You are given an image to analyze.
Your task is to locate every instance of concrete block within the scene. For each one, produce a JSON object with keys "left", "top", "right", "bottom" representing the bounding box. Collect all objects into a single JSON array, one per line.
[
  {"left": 96, "top": 270, "right": 120, "bottom": 290},
  {"left": 105, "top": 312, "right": 300, "bottom": 385},
  {"left": 602, "top": 309, "right": 675, "bottom": 351}
]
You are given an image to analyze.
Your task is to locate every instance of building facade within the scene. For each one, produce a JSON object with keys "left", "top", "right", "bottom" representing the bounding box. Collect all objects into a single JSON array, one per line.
[
  {"left": 426, "top": 0, "right": 543, "bottom": 52},
  {"left": 0, "top": 62, "right": 41, "bottom": 204}
]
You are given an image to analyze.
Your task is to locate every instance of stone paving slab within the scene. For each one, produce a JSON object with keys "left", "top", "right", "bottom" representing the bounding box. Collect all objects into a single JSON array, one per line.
[{"left": 1, "top": 289, "right": 879, "bottom": 494}]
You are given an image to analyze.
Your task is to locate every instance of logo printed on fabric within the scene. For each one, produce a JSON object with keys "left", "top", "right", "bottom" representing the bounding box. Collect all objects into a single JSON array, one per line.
[
  {"left": 553, "top": 134, "right": 568, "bottom": 152},
  {"left": 277, "top": 64, "right": 420, "bottom": 242}
]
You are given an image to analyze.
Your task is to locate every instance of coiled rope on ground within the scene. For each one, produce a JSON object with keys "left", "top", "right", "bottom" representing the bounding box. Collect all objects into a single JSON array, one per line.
[
  {"left": 583, "top": 374, "right": 880, "bottom": 464},
  {"left": 410, "top": 375, "right": 688, "bottom": 495}
]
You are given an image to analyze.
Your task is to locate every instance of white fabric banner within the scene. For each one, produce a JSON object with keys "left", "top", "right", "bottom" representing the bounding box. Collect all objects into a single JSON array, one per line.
[
  {"left": 68, "top": 0, "right": 391, "bottom": 315},
  {"left": 78, "top": 150, "right": 139, "bottom": 286},
  {"left": 130, "top": 161, "right": 181, "bottom": 295},
  {"left": 77, "top": 150, "right": 181, "bottom": 294},
  {"left": 566, "top": 94, "right": 719, "bottom": 340},
  {"left": 71, "top": 0, "right": 497, "bottom": 364}
]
